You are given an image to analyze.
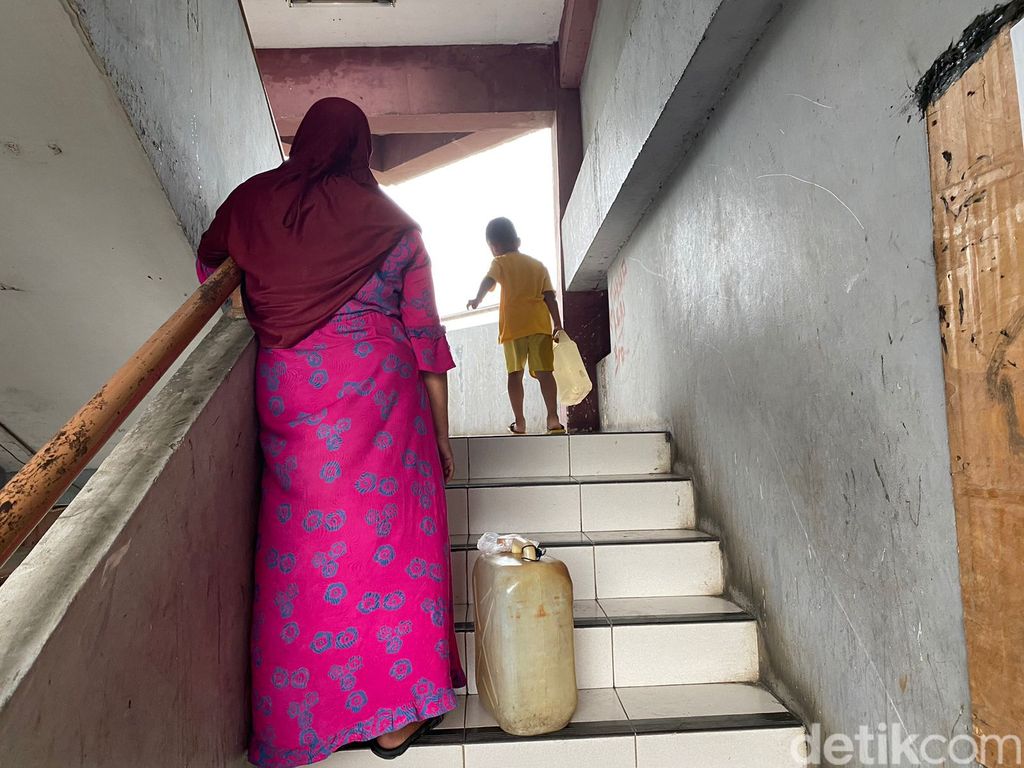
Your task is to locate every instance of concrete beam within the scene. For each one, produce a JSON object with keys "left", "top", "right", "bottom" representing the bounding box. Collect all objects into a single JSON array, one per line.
[
  {"left": 558, "top": 0, "right": 599, "bottom": 88},
  {"left": 562, "top": 0, "right": 783, "bottom": 290},
  {"left": 256, "top": 45, "right": 560, "bottom": 137},
  {"left": 369, "top": 111, "right": 552, "bottom": 136},
  {"left": 370, "top": 133, "right": 469, "bottom": 172},
  {"left": 372, "top": 129, "right": 529, "bottom": 186}
]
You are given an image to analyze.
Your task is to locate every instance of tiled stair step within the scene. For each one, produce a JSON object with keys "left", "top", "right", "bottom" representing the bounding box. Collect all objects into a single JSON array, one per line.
[
  {"left": 454, "top": 597, "right": 759, "bottom": 691},
  {"left": 446, "top": 475, "right": 695, "bottom": 535},
  {"left": 450, "top": 530, "right": 724, "bottom": 603},
  {"left": 323, "top": 683, "right": 806, "bottom": 767},
  {"left": 449, "top": 432, "right": 673, "bottom": 480}
]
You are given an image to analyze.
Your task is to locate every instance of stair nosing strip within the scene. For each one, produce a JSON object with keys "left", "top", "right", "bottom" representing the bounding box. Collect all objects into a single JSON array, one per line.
[
  {"left": 605, "top": 611, "right": 754, "bottom": 627},
  {"left": 448, "top": 475, "right": 690, "bottom": 490},
  {"left": 456, "top": 711, "right": 803, "bottom": 745},
  {"left": 455, "top": 612, "right": 754, "bottom": 633},
  {"left": 450, "top": 531, "right": 717, "bottom": 552},
  {"left": 629, "top": 710, "right": 803, "bottom": 735},
  {"left": 463, "top": 720, "right": 638, "bottom": 744}
]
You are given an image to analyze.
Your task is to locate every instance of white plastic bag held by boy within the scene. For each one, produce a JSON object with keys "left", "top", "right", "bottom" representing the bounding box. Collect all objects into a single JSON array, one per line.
[{"left": 552, "top": 330, "right": 593, "bottom": 406}]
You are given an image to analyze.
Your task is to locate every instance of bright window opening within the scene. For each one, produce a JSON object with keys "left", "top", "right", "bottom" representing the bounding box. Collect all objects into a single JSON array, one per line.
[{"left": 385, "top": 128, "right": 559, "bottom": 326}]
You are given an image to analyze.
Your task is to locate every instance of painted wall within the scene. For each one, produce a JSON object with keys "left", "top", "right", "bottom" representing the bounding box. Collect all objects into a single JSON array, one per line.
[
  {"left": 447, "top": 322, "right": 551, "bottom": 436},
  {"left": 590, "top": 0, "right": 989, "bottom": 747},
  {"left": 579, "top": 0, "right": 639, "bottom": 148},
  {"left": 0, "top": 0, "right": 277, "bottom": 464},
  {"left": 73, "top": 0, "right": 282, "bottom": 247},
  {"left": 0, "top": 0, "right": 215, "bottom": 455},
  {"left": 0, "top": 319, "right": 259, "bottom": 767},
  {"left": 256, "top": 45, "right": 559, "bottom": 138}
]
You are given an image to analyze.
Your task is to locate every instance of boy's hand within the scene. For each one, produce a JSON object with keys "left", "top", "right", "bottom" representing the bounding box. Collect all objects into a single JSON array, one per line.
[{"left": 466, "top": 298, "right": 482, "bottom": 311}]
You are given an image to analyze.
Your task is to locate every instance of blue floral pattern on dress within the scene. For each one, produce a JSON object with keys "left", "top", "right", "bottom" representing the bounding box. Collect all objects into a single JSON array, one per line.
[{"left": 245, "top": 232, "right": 464, "bottom": 768}]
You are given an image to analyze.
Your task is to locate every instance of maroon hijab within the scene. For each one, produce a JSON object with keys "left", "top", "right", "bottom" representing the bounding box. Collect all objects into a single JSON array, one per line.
[{"left": 199, "top": 98, "right": 418, "bottom": 348}]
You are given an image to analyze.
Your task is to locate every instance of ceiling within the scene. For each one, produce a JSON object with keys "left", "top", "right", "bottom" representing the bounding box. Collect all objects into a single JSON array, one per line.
[{"left": 241, "top": 0, "right": 565, "bottom": 49}]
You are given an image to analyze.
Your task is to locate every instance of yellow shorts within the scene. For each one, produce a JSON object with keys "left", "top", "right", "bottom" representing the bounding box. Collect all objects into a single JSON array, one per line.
[{"left": 503, "top": 334, "right": 554, "bottom": 378}]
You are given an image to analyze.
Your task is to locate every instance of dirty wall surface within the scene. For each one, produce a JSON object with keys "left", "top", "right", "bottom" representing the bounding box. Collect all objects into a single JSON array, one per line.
[
  {"left": 74, "top": 0, "right": 281, "bottom": 246},
  {"left": 592, "top": 0, "right": 990, "bottom": 751},
  {"left": 0, "top": 319, "right": 259, "bottom": 767}
]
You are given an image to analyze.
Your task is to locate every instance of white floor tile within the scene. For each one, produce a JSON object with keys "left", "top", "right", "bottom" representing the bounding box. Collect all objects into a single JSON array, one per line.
[
  {"left": 616, "top": 683, "right": 789, "bottom": 720},
  {"left": 635, "top": 727, "right": 806, "bottom": 768},
  {"left": 613, "top": 622, "right": 759, "bottom": 687},
  {"left": 455, "top": 634, "right": 468, "bottom": 696},
  {"left": 574, "top": 626, "right": 614, "bottom": 689},
  {"left": 570, "top": 433, "right": 671, "bottom": 476},
  {"left": 581, "top": 481, "right": 694, "bottom": 531},
  {"left": 466, "top": 550, "right": 480, "bottom": 603},
  {"left": 545, "top": 545, "right": 596, "bottom": 601},
  {"left": 446, "top": 489, "right": 469, "bottom": 535},
  {"left": 468, "top": 484, "right": 581, "bottom": 534},
  {"left": 463, "top": 691, "right": 498, "bottom": 730},
  {"left": 321, "top": 744, "right": 464, "bottom": 767},
  {"left": 437, "top": 694, "right": 467, "bottom": 731},
  {"left": 465, "top": 736, "right": 636, "bottom": 767},
  {"left": 451, "top": 551, "right": 467, "bottom": 604},
  {"left": 572, "top": 687, "right": 630, "bottom": 722},
  {"left": 595, "top": 542, "right": 723, "bottom": 598},
  {"left": 468, "top": 435, "right": 570, "bottom": 479},
  {"left": 465, "top": 630, "right": 478, "bottom": 695},
  {"left": 450, "top": 438, "right": 469, "bottom": 482}
]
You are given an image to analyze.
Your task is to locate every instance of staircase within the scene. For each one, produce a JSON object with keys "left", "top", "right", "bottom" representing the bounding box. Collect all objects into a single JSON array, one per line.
[{"left": 327, "top": 431, "right": 807, "bottom": 767}]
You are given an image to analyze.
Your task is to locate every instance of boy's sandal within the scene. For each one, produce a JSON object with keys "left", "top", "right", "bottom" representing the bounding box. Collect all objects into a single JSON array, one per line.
[
  {"left": 369, "top": 715, "right": 444, "bottom": 760},
  {"left": 507, "top": 423, "right": 527, "bottom": 435},
  {"left": 547, "top": 425, "right": 567, "bottom": 435}
]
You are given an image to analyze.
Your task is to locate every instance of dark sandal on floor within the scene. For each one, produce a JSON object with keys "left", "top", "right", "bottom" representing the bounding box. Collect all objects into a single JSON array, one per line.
[
  {"left": 507, "top": 422, "right": 526, "bottom": 435},
  {"left": 369, "top": 715, "right": 444, "bottom": 760}
]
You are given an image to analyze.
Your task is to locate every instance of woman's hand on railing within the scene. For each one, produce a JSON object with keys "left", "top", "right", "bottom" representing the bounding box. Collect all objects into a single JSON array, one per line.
[{"left": 229, "top": 288, "right": 246, "bottom": 319}]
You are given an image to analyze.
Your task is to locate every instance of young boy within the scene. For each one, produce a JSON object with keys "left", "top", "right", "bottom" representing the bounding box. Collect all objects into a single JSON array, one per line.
[{"left": 467, "top": 217, "right": 565, "bottom": 434}]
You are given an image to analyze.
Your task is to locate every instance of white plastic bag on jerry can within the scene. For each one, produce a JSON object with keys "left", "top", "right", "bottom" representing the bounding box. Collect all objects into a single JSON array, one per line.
[
  {"left": 473, "top": 533, "right": 578, "bottom": 736},
  {"left": 552, "top": 330, "right": 593, "bottom": 406}
]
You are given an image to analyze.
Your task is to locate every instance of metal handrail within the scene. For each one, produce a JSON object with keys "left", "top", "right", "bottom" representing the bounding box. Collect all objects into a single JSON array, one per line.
[
  {"left": 440, "top": 304, "right": 498, "bottom": 323},
  {"left": 0, "top": 259, "right": 242, "bottom": 568}
]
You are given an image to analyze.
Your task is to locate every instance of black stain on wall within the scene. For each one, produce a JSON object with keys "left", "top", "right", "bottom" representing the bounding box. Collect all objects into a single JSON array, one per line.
[
  {"left": 915, "top": 1, "right": 1024, "bottom": 111},
  {"left": 987, "top": 307, "right": 1024, "bottom": 453}
]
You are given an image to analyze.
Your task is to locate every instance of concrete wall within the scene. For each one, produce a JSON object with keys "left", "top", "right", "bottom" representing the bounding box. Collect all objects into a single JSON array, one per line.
[
  {"left": 579, "top": 0, "right": 639, "bottom": 147},
  {"left": 0, "top": 318, "right": 259, "bottom": 767},
  {"left": 590, "top": 0, "right": 986, "bottom": 747},
  {"left": 257, "top": 45, "right": 560, "bottom": 138},
  {"left": 73, "top": 0, "right": 282, "bottom": 247},
  {"left": 448, "top": 322, "right": 551, "bottom": 435},
  {"left": 0, "top": 0, "right": 218, "bottom": 456},
  {"left": 0, "top": 0, "right": 277, "bottom": 464}
]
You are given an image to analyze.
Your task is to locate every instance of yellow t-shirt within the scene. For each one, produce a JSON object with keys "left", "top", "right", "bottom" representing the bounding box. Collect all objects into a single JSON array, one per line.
[{"left": 486, "top": 251, "right": 555, "bottom": 343}]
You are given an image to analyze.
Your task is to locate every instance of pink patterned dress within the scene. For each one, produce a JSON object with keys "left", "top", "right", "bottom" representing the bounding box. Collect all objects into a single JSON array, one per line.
[{"left": 231, "top": 232, "right": 464, "bottom": 768}]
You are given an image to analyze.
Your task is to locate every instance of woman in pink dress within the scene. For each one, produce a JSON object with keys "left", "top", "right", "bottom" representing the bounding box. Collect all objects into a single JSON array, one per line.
[{"left": 197, "top": 98, "right": 465, "bottom": 768}]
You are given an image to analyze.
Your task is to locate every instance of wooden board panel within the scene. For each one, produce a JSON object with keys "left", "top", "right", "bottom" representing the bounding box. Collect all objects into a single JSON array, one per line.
[{"left": 927, "top": 28, "right": 1024, "bottom": 759}]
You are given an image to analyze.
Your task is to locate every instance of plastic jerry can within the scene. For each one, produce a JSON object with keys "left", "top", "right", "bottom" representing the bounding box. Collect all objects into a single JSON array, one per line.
[{"left": 472, "top": 536, "right": 577, "bottom": 736}]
